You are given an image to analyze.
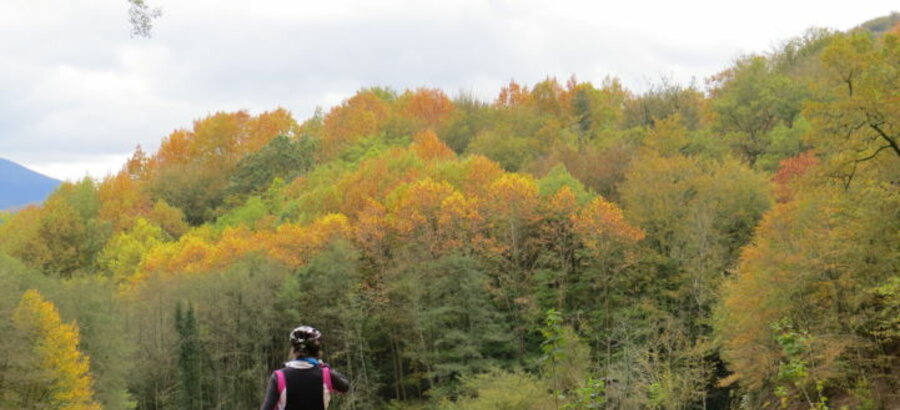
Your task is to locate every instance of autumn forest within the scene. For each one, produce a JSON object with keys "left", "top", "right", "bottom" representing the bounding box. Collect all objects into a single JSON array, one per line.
[{"left": 0, "top": 17, "right": 898, "bottom": 410}]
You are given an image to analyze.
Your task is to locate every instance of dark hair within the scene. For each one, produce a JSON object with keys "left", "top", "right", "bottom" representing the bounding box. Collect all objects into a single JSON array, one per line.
[
  {"left": 291, "top": 339, "right": 321, "bottom": 358},
  {"left": 289, "top": 325, "right": 322, "bottom": 358}
]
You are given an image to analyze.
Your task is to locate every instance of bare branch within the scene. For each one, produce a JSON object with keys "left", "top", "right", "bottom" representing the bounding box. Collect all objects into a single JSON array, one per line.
[
  {"left": 854, "top": 144, "right": 893, "bottom": 163},
  {"left": 869, "top": 123, "right": 900, "bottom": 158}
]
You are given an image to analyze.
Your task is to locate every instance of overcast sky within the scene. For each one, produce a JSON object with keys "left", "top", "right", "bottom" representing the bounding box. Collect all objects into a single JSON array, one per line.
[{"left": 1, "top": 0, "right": 896, "bottom": 181}]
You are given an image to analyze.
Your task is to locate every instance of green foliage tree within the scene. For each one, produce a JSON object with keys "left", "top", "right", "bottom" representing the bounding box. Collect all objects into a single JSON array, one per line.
[
  {"left": 227, "top": 134, "right": 317, "bottom": 199},
  {"left": 389, "top": 255, "right": 512, "bottom": 396},
  {"left": 539, "top": 309, "right": 591, "bottom": 405},
  {"left": 439, "top": 368, "right": 555, "bottom": 410},
  {"left": 536, "top": 165, "right": 593, "bottom": 204},
  {"left": 0, "top": 179, "right": 109, "bottom": 277},
  {"left": 125, "top": 255, "right": 295, "bottom": 409},
  {"left": 466, "top": 130, "right": 534, "bottom": 171},
  {"left": 292, "top": 241, "right": 381, "bottom": 409},
  {"left": 570, "top": 78, "right": 628, "bottom": 145},
  {"left": 0, "top": 255, "right": 42, "bottom": 407},
  {"left": 44, "top": 276, "right": 137, "bottom": 409},
  {"left": 623, "top": 77, "right": 706, "bottom": 131},
  {"left": 709, "top": 55, "right": 809, "bottom": 166},
  {"left": 442, "top": 95, "right": 495, "bottom": 153},
  {"left": 175, "top": 302, "right": 202, "bottom": 410},
  {"left": 622, "top": 153, "right": 772, "bottom": 319}
]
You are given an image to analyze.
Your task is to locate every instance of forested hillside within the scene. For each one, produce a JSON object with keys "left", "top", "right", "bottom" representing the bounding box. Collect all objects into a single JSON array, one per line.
[{"left": 0, "top": 20, "right": 898, "bottom": 410}]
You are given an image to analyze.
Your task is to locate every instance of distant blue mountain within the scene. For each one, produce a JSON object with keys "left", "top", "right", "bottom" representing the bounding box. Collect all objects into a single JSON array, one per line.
[{"left": 0, "top": 158, "right": 61, "bottom": 210}]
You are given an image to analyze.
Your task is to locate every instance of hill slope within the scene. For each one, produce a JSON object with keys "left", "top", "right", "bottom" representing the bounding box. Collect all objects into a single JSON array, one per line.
[{"left": 0, "top": 158, "right": 61, "bottom": 209}]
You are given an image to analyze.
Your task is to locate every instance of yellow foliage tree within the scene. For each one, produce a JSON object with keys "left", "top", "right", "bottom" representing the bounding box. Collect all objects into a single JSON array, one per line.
[
  {"left": 131, "top": 213, "right": 352, "bottom": 285},
  {"left": 98, "top": 217, "right": 169, "bottom": 282},
  {"left": 386, "top": 178, "right": 486, "bottom": 257},
  {"left": 98, "top": 171, "right": 153, "bottom": 234},
  {"left": 481, "top": 173, "right": 540, "bottom": 258},
  {"left": 807, "top": 31, "right": 900, "bottom": 185},
  {"left": 11, "top": 290, "right": 101, "bottom": 410}
]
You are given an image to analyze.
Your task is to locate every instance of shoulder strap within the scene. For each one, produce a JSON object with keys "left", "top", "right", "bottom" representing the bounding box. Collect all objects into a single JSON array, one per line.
[
  {"left": 273, "top": 370, "right": 287, "bottom": 410},
  {"left": 276, "top": 370, "right": 286, "bottom": 392},
  {"left": 322, "top": 365, "right": 333, "bottom": 392}
]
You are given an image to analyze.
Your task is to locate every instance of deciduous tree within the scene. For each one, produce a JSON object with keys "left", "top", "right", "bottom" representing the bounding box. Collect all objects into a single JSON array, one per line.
[{"left": 11, "top": 290, "right": 101, "bottom": 409}]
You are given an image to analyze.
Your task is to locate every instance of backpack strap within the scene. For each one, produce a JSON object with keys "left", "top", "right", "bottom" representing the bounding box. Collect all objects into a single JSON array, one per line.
[
  {"left": 321, "top": 365, "right": 333, "bottom": 409},
  {"left": 276, "top": 370, "right": 286, "bottom": 392},
  {"left": 321, "top": 365, "right": 333, "bottom": 392},
  {"left": 274, "top": 370, "right": 287, "bottom": 410}
]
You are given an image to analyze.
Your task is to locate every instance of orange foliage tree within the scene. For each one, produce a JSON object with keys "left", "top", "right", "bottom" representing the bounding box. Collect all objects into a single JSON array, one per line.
[
  {"left": 717, "top": 179, "right": 899, "bottom": 405},
  {"left": 497, "top": 80, "right": 533, "bottom": 107},
  {"left": 322, "top": 91, "right": 391, "bottom": 157},
  {"left": 398, "top": 88, "right": 455, "bottom": 131},
  {"left": 411, "top": 130, "right": 455, "bottom": 161},
  {"left": 148, "top": 109, "right": 297, "bottom": 224},
  {"left": 771, "top": 151, "right": 819, "bottom": 203}
]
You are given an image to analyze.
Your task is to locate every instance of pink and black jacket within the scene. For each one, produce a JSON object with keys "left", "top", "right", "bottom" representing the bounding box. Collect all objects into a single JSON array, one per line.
[{"left": 260, "top": 358, "right": 350, "bottom": 410}]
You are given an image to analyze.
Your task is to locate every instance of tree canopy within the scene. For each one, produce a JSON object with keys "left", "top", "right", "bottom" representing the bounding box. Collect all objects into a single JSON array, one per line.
[{"left": 1, "top": 17, "right": 899, "bottom": 410}]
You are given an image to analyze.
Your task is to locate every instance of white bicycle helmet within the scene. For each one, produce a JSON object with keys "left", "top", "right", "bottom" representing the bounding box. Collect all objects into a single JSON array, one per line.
[{"left": 290, "top": 325, "right": 322, "bottom": 346}]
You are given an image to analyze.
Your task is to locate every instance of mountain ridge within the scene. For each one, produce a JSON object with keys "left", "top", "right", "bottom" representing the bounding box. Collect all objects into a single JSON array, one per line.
[{"left": 0, "top": 158, "right": 61, "bottom": 210}]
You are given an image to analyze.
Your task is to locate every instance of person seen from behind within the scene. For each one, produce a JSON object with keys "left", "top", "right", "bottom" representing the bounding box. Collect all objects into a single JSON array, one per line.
[{"left": 260, "top": 325, "right": 350, "bottom": 410}]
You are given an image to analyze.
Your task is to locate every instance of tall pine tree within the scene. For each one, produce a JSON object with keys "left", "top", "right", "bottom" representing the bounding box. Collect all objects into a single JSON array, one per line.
[{"left": 176, "top": 302, "right": 202, "bottom": 410}]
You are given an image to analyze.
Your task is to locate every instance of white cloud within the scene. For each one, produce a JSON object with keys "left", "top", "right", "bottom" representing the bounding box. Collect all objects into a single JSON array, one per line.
[
  {"left": 0, "top": 0, "right": 897, "bottom": 180},
  {"left": 6, "top": 152, "right": 131, "bottom": 182}
]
